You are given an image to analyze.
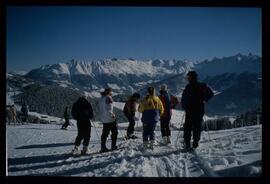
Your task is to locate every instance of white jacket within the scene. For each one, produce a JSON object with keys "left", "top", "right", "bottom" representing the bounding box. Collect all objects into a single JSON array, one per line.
[{"left": 99, "top": 95, "right": 116, "bottom": 123}]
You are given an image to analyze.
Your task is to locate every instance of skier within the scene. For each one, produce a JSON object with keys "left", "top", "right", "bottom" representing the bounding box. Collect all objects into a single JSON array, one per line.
[
  {"left": 138, "top": 87, "right": 164, "bottom": 150},
  {"left": 181, "top": 71, "right": 214, "bottom": 150},
  {"left": 10, "top": 104, "right": 17, "bottom": 125},
  {"left": 99, "top": 88, "right": 118, "bottom": 153},
  {"left": 61, "top": 106, "right": 70, "bottom": 130},
  {"left": 158, "top": 84, "right": 179, "bottom": 145},
  {"left": 21, "top": 101, "right": 28, "bottom": 123},
  {"left": 123, "top": 93, "right": 141, "bottom": 139},
  {"left": 71, "top": 95, "right": 93, "bottom": 155},
  {"left": 6, "top": 105, "right": 12, "bottom": 125}
]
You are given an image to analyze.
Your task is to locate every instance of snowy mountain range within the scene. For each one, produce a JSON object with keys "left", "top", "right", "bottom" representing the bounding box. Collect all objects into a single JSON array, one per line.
[
  {"left": 24, "top": 58, "right": 194, "bottom": 94},
  {"left": 24, "top": 53, "right": 261, "bottom": 94},
  {"left": 7, "top": 53, "right": 261, "bottom": 115}
]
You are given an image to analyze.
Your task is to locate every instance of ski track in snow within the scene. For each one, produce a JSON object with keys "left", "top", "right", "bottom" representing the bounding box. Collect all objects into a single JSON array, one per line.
[{"left": 6, "top": 110, "right": 261, "bottom": 177}]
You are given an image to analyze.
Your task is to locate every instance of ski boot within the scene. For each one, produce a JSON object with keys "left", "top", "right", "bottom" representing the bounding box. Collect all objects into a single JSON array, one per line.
[
  {"left": 81, "top": 146, "right": 90, "bottom": 155},
  {"left": 161, "top": 136, "right": 168, "bottom": 145},
  {"left": 100, "top": 147, "right": 110, "bottom": 153},
  {"left": 192, "top": 142, "right": 199, "bottom": 150},
  {"left": 143, "top": 141, "right": 149, "bottom": 150},
  {"left": 167, "top": 136, "right": 171, "bottom": 144},
  {"left": 71, "top": 146, "right": 80, "bottom": 155},
  {"left": 149, "top": 140, "right": 155, "bottom": 150},
  {"left": 126, "top": 134, "right": 138, "bottom": 140}
]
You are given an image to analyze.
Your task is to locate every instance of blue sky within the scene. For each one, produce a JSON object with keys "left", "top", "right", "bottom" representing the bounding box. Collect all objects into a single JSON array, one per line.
[{"left": 7, "top": 6, "right": 261, "bottom": 72}]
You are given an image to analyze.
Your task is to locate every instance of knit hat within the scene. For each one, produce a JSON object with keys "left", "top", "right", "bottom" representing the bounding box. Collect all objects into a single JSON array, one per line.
[
  {"left": 160, "top": 84, "right": 167, "bottom": 91},
  {"left": 104, "top": 87, "right": 112, "bottom": 93},
  {"left": 132, "top": 93, "right": 141, "bottom": 99},
  {"left": 187, "top": 71, "right": 198, "bottom": 78},
  {"left": 147, "top": 86, "right": 155, "bottom": 95},
  {"left": 187, "top": 71, "right": 198, "bottom": 81}
]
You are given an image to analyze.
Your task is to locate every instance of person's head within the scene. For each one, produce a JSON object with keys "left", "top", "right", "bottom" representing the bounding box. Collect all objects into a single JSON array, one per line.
[
  {"left": 103, "top": 88, "right": 112, "bottom": 96},
  {"left": 147, "top": 86, "right": 155, "bottom": 96},
  {"left": 81, "top": 94, "right": 88, "bottom": 99},
  {"left": 65, "top": 106, "right": 68, "bottom": 110},
  {"left": 160, "top": 84, "right": 167, "bottom": 92},
  {"left": 132, "top": 93, "right": 141, "bottom": 100},
  {"left": 186, "top": 71, "right": 198, "bottom": 83}
]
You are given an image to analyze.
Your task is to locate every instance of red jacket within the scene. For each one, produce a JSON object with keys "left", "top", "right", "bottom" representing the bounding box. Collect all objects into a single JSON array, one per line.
[{"left": 123, "top": 96, "right": 137, "bottom": 117}]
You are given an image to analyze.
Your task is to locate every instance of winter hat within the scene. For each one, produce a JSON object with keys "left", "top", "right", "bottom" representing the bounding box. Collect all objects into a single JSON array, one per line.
[
  {"left": 160, "top": 84, "right": 167, "bottom": 91},
  {"left": 187, "top": 71, "right": 198, "bottom": 80},
  {"left": 81, "top": 94, "right": 88, "bottom": 99},
  {"left": 104, "top": 87, "right": 112, "bottom": 95},
  {"left": 147, "top": 86, "right": 155, "bottom": 96},
  {"left": 132, "top": 93, "right": 141, "bottom": 99}
]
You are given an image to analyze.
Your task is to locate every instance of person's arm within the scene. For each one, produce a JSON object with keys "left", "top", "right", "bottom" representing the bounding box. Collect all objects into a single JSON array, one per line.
[
  {"left": 130, "top": 100, "right": 137, "bottom": 116},
  {"left": 105, "top": 96, "right": 114, "bottom": 117},
  {"left": 158, "top": 98, "right": 164, "bottom": 116},
  {"left": 181, "top": 87, "right": 188, "bottom": 110},
  {"left": 71, "top": 102, "right": 78, "bottom": 120},
  {"left": 88, "top": 103, "right": 94, "bottom": 120},
  {"left": 138, "top": 101, "right": 144, "bottom": 113}
]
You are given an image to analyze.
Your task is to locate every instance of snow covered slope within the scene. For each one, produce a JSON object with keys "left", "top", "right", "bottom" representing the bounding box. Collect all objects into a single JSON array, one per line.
[{"left": 7, "top": 114, "right": 261, "bottom": 177}]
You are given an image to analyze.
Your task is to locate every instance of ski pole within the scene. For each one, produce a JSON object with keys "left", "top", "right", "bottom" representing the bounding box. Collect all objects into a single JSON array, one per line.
[
  {"left": 204, "top": 116, "right": 211, "bottom": 143},
  {"left": 175, "top": 111, "right": 185, "bottom": 149},
  {"left": 91, "top": 122, "right": 100, "bottom": 141},
  {"left": 116, "top": 117, "right": 125, "bottom": 140},
  {"left": 204, "top": 116, "right": 212, "bottom": 158},
  {"left": 135, "top": 113, "right": 140, "bottom": 133}
]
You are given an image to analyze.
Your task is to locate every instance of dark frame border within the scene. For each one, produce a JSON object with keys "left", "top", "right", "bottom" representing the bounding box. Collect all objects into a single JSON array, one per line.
[{"left": 2, "top": 1, "right": 268, "bottom": 184}]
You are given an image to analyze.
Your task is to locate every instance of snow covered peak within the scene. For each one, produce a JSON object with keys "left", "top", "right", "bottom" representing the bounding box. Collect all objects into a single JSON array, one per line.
[
  {"left": 196, "top": 54, "right": 261, "bottom": 77},
  {"left": 9, "top": 70, "right": 28, "bottom": 76},
  {"left": 63, "top": 58, "right": 189, "bottom": 77}
]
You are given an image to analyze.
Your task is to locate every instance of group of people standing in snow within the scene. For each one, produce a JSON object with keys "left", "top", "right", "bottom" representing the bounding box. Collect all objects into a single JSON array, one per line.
[
  {"left": 68, "top": 71, "right": 214, "bottom": 155},
  {"left": 6, "top": 101, "right": 29, "bottom": 125}
]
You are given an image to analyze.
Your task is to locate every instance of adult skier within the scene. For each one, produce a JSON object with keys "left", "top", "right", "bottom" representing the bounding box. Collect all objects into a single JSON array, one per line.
[
  {"left": 10, "top": 104, "right": 17, "bottom": 125},
  {"left": 61, "top": 106, "right": 70, "bottom": 130},
  {"left": 71, "top": 95, "right": 93, "bottom": 155},
  {"left": 6, "top": 105, "right": 12, "bottom": 125},
  {"left": 138, "top": 87, "right": 164, "bottom": 150},
  {"left": 158, "top": 84, "right": 179, "bottom": 144},
  {"left": 21, "top": 102, "right": 28, "bottom": 123},
  {"left": 123, "top": 93, "right": 141, "bottom": 139},
  {"left": 99, "top": 88, "right": 118, "bottom": 153},
  {"left": 181, "top": 71, "right": 214, "bottom": 150}
]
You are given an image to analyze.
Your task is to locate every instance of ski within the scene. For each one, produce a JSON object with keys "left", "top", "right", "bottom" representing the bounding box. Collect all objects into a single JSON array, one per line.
[{"left": 124, "top": 135, "right": 138, "bottom": 140}]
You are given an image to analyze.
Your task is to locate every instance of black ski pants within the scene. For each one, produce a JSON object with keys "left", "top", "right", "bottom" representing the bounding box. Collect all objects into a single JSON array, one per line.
[
  {"left": 101, "top": 121, "right": 118, "bottom": 149},
  {"left": 183, "top": 111, "right": 204, "bottom": 147},
  {"left": 126, "top": 114, "right": 136, "bottom": 136},
  {"left": 75, "top": 121, "right": 91, "bottom": 147},
  {"left": 143, "top": 123, "right": 156, "bottom": 142},
  {"left": 160, "top": 116, "right": 171, "bottom": 137}
]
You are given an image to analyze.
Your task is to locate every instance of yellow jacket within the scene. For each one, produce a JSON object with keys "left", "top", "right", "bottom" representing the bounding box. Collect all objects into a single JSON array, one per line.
[{"left": 138, "top": 95, "right": 164, "bottom": 124}]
